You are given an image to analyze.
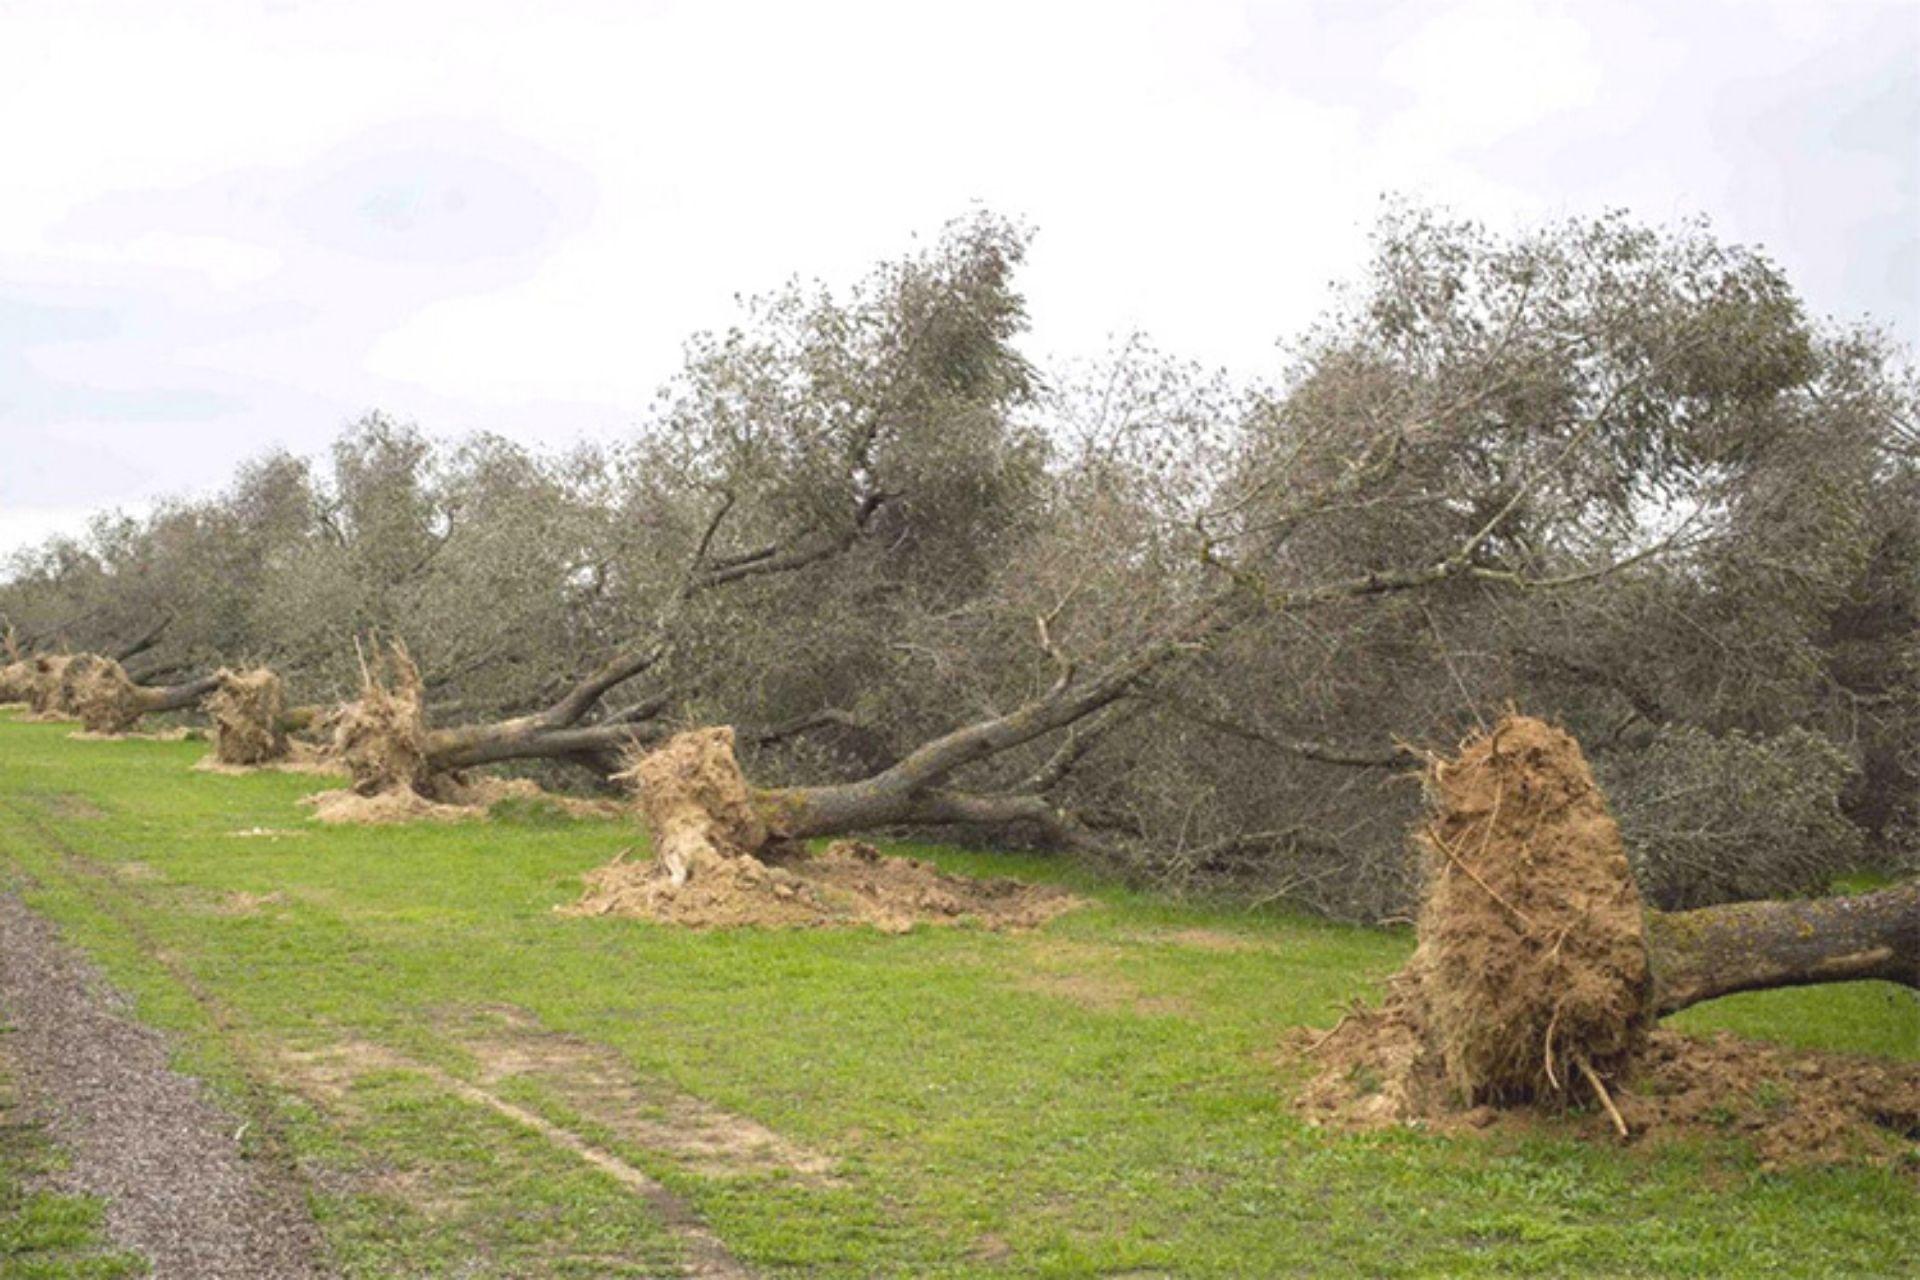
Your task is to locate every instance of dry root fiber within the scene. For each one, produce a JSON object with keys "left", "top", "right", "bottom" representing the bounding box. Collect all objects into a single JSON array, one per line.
[
  {"left": 0, "top": 630, "right": 27, "bottom": 706},
  {"left": 0, "top": 662, "right": 32, "bottom": 706},
  {"left": 1291, "top": 714, "right": 1920, "bottom": 1168},
  {"left": 1417, "top": 715, "right": 1650, "bottom": 1105},
  {"left": 62, "top": 655, "right": 147, "bottom": 735},
  {"left": 24, "top": 654, "right": 76, "bottom": 717},
  {"left": 564, "top": 727, "right": 1080, "bottom": 932},
  {"left": 330, "top": 641, "right": 435, "bottom": 798},
  {"left": 208, "top": 668, "right": 290, "bottom": 765}
]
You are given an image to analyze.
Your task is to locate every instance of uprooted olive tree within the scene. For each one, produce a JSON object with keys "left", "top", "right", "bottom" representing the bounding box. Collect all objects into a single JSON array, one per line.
[
  {"left": 1301, "top": 714, "right": 1917, "bottom": 1140},
  {"left": 61, "top": 654, "right": 221, "bottom": 734},
  {"left": 5, "top": 208, "right": 1916, "bottom": 923}
]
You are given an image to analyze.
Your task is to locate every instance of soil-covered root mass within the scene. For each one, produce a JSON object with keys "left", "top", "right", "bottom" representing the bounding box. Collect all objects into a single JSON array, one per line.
[
  {"left": 61, "top": 654, "right": 147, "bottom": 734},
  {"left": 208, "top": 667, "right": 290, "bottom": 764},
  {"left": 331, "top": 640, "right": 435, "bottom": 797},
  {"left": 1417, "top": 715, "right": 1651, "bottom": 1105},
  {"left": 22, "top": 653, "right": 77, "bottom": 717},
  {"left": 565, "top": 726, "right": 1081, "bottom": 931},
  {"left": 568, "top": 838, "right": 1081, "bottom": 932},
  {"left": 1289, "top": 713, "right": 1918, "bottom": 1166},
  {"left": 0, "top": 660, "right": 33, "bottom": 706}
]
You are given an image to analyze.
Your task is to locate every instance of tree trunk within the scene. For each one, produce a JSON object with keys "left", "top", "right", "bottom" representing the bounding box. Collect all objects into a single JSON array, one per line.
[
  {"left": 1646, "top": 879, "right": 1920, "bottom": 1015},
  {"left": 134, "top": 673, "right": 222, "bottom": 715}
]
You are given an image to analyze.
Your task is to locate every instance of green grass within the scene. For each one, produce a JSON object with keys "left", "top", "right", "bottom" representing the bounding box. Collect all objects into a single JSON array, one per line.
[{"left": 0, "top": 710, "right": 1913, "bottom": 1277}]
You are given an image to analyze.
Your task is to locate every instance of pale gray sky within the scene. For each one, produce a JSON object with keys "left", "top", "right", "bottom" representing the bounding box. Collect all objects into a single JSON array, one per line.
[{"left": 2, "top": 0, "right": 1915, "bottom": 557}]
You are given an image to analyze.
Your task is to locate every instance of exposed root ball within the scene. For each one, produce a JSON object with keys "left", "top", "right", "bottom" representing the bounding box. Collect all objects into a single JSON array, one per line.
[
  {"left": 208, "top": 668, "right": 290, "bottom": 765},
  {"left": 1416, "top": 716, "right": 1651, "bottom": 1104},
  {"left": 566, "top": 727, "right": 1081, "bottom": 931},
  {"left": 331, "top": 641, "right": 435, "bottom": 797},
  {"left": 63, "top": 655, "right": 146, "bottom": 735},
  {"left": 0, "top": 660, "right": 33, "bottom": 705},
  {"left": 25, "top": 654, "right": 76, "bottom": 716},
  {"left": 625, "top": 726, "right": 787, "bottom": 883}
]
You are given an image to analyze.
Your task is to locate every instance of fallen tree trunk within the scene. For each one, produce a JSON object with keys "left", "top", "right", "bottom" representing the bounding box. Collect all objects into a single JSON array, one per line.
[{"left": 1646, "top": 881, "right": 1919, "bottom": 1014}]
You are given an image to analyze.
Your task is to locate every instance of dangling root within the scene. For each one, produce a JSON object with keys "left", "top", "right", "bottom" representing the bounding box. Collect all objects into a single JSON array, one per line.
[{"left": 1575, "top": 1055, "right": 1629, "bottom": 1139}]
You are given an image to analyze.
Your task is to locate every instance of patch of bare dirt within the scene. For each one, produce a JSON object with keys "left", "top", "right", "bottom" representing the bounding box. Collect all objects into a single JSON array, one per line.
[
  {"left": 1125, "top": 927, "right": 1274, "bottom": 954},
  {"left": 443, "top": 1005, "right": 839, "bottom": 1182},
  {"left": 566, "top": 839, "right": 1081, "bottom": 933},
  {"left": 227, "top": 827, "right": 310, "bottom": 840},
  {"left": 276, "top": 1030, "right": 757, "bottom": 1279},
  {"left": 299, "top": 787, "right": 477, "bottom": 825},
  {"left": 214, "top": 891, "right": 285, "bottom": 916},
  {"left": 1017, "top": 970, "right": 1193, "bottom": 1018}
]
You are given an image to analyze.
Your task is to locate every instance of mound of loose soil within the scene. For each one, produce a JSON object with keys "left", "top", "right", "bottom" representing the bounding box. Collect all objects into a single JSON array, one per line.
[
  {"left": 1295, "top": 1016, "right": 1920, "bottom": 1169},
  {"left": 1417, "top": 716, "right": 1650, "bottom": 1105},
  {"left": 300, "top": 775, "right": 622, "bottom": 825},
  {"left": 565, "top": 839, "right": 1082, "bottom": 932},
  {"left": 208, "top": 668, "right": 289, "bottom": 765}
]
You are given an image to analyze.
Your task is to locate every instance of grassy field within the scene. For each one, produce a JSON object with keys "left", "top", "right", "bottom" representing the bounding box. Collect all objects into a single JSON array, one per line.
[{"left": 0, "top": 711, "right": 1914, "bottom": 1278}]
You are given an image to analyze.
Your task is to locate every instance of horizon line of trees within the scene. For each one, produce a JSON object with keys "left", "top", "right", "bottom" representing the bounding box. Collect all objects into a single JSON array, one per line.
[{"left": 4, "top": 205, "right": 1915, "bottom": 920}]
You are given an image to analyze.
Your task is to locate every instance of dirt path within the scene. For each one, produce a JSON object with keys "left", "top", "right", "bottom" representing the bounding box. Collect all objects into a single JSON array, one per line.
[{"left": 0, "top": 890, "right": 330, "bottom": 1278}]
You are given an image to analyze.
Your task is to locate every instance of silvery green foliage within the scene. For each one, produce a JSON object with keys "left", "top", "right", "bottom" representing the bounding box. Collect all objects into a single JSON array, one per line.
[
  {"left": 1603, "top": 725, "right": 1865, "bottom": 910},
  {"left": 2, "top": 206, "right": 1913, "bottom": 918}
]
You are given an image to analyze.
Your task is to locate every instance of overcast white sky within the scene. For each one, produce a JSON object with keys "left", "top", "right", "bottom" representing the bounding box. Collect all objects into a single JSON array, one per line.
[{"left": 1, "top": 0, "right": 1915, "bottom": 558}]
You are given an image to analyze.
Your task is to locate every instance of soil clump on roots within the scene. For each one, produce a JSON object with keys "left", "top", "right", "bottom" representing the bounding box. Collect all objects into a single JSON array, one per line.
[
  {"left": 207, "top": 667, "right": 290, "bottom": 765},
  {"left": 63, "top": 655, "right": 147, "bottom": 734},
  {"left": 0, "top": 629, "right": 31, "bottom": 705},
  {"left": 564, "top": 726, "right": 1081, "bottom": 932},
  {"left": 1292, "top": 714, "right": 1920, "bottom": 1169}
]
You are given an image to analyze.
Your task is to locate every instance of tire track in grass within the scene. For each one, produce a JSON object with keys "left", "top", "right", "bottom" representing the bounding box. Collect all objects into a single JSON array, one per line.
[{"left": 0, "top": 794, "right": 759, "bottom": 1279}]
